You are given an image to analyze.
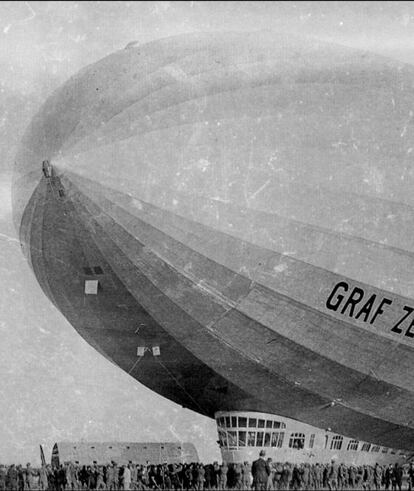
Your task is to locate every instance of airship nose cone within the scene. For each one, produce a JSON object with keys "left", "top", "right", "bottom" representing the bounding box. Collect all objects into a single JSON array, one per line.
[{"left": 11, "top": 31, "right": 414, "bottom": 451}]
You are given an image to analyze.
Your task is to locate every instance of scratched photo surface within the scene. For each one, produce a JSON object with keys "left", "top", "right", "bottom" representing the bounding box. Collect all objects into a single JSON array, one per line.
[{"left": 2, "top": 1, "right": 414, "bottom": 464}]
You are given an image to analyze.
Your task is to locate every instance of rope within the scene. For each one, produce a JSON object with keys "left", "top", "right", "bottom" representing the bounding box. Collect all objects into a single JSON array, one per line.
[
  {"left": 128, "top": 356, "right": 144, "bottom": 374},
  {"left": 154, "top": 357, "right": 205, "bottom": 414}
]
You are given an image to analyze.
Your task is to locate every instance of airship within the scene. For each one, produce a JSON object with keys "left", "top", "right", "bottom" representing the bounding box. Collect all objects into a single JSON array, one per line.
[{"left": 12, "top": 31, "right": 414, "bottom": 462}]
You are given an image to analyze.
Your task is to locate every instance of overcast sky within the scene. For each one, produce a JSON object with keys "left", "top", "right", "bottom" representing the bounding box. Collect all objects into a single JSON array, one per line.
[{"left": 1, "top": 1, "right": 414, "bottom": 465}]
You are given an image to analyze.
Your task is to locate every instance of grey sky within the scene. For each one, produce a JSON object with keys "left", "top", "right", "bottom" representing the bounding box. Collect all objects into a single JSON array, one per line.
[{"left": 1, "top": 1, "right": 414, "bottom": 465}]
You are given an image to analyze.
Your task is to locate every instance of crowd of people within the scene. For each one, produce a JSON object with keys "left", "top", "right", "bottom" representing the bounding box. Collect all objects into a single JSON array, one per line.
[{"left": 0, "top": 452, "right": 413, "bottom": 491}]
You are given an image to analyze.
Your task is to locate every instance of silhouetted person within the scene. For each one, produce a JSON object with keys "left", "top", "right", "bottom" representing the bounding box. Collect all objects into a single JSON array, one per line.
[
  {"left": 408, "top": 463, "right": 414, "bottom": 491},
  {"left": 252, "top": 450, "right": 270, "bottom": 491},
  {"left": 393, "top": 463, "right": 403, "bottom": 491}
]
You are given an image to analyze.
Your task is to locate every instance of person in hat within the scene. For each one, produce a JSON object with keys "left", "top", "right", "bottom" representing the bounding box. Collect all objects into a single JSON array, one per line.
[{"left": 252, "top": 450, "right": 270, "bottom": 491}]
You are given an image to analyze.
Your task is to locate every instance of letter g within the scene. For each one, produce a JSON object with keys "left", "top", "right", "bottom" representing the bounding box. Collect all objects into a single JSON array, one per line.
[{"left": 326, "top": 281, "right": 349, "bottom": 312}]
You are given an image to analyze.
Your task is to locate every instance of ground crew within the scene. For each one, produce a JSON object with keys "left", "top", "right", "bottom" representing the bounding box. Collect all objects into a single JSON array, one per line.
[
  {"left": 327, "top": 459, "right": 338, "bottom": 490},
  {"left": 6, "top": 465, "right": 18, "bottom": 491},
  {"left": 251, "top": 450, "right": 270, "bottom": 491},
  {"left": 374, "top": 463, "right": 383, "bottom": 490},
  {"left": 38, "top": 466, "right": 48, "bottom": 491},
  {"left": 408, "top": 462, "right": 414, "bottom": 491},
  {"left": 218, "top": 462, "right": 228, "bottom": 490},
  {"left": 0, "top": 465, "right": 6, "bottom": 491},
  {"left": 242, "top": 461, "right": 251, "bottom": 489},
  {"left": 24, "top": 463, "right": 37, "bottom": 490},
  {"left": 106, "top": 461, "right": 118, "bottom": 491}
]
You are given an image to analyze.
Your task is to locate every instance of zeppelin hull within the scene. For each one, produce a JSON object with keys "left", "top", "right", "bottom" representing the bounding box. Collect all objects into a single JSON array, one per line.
[{"left": 12, "top": 31, "right": 414, "bottom": 451}]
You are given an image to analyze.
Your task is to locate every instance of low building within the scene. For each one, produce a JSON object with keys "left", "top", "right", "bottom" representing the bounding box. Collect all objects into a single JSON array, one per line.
[{"left": 50, "top": 441, "right": 199, "bottom": 466}]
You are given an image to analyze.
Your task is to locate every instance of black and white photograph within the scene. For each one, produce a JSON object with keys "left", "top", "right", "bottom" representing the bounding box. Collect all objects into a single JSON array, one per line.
[{"left": 1, "top": 1, "right": 414, "bottom": 489}]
